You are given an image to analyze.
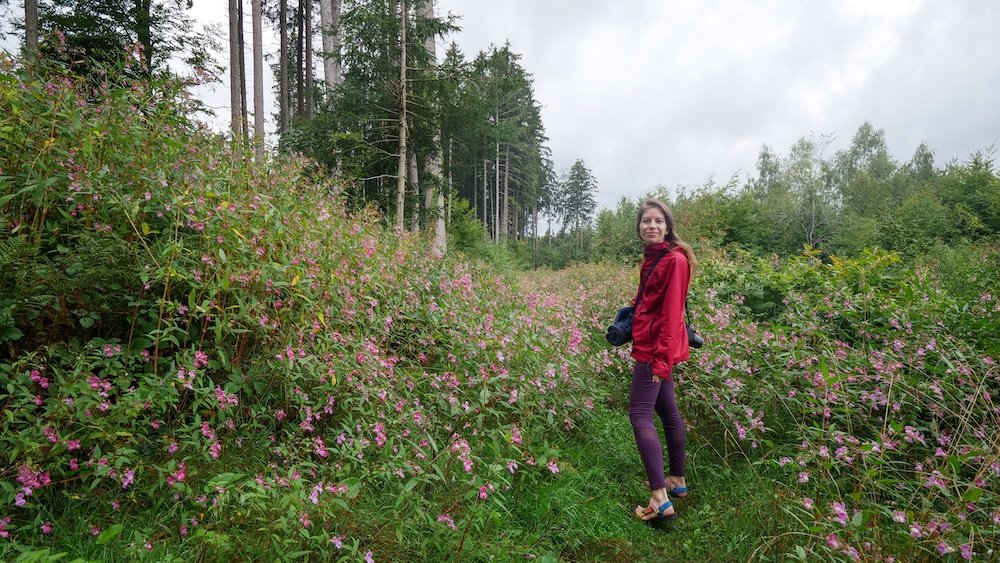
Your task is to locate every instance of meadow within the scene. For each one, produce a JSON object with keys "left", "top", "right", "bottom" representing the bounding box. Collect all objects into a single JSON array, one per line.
[{"left": 2, "top": 58, "right": 999, "bottom": 562}]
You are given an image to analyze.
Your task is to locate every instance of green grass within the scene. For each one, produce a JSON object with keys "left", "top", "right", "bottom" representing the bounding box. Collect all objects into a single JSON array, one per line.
[{"left": 427, "top": 403, "right": 800, "bottom": 562}]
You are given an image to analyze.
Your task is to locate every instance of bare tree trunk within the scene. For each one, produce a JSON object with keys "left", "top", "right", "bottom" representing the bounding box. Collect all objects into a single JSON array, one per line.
[
  {"left": 295, "top": 2, "right": 304, "bottom": 118},
  {"left": 279, "top": 0, "right": 289, "bottom": 132},
  {"left": 252, "top": 0, "right": 265, "bottom": 163},
  {"left": 483, "top": 159, "right": 488, "bottom": 236},
  {"left": 319, "top": 0, "right": 342, "bottom": 89},
  {"left": 408, "top": 150, "right": 419, "bottom": 232},
  {"left": 25, "top": 0, "right": 39, "bottom": 56},
  {"left": 394, "top": 0, "right": 408, "bottom": 231},
  {"left": 502, "top": 143, "right": 510, "bottom": 240},
  {"left": 135, "top": 0, "right": 152, "bottom": 73},
  {"left": 304, "top": 0, "right": 313, "bottom": 117},
  {"left": 447, "top": 138, "right": 453, "bottom": 222},
  {"left": 228, "top": 0, "right": 243, "bottom": 153},
  {"left": 493, "top": 139, "right": 500, "bottom": 243},
  {"left": 532, "top": 200, "right": 538, "bottom": 267},
  {"left": 238, "top": 0, "right": 249, "bottom": 140},
  {"left": 415, "top": 0, "right": 446, "bottom": 255}
]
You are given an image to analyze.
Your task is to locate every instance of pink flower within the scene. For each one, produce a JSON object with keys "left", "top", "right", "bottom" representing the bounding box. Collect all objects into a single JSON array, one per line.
[
  {"left": 365, "top": 551, "right": 374, "bottom": 563},
  {"left": 893, "top": 511, "right": 907, "bottom": 523},
  {"left": 330, "top": 535, "right": 344, "bottom": 549},
  {"left": 798, "top": 472, "right": 809, "bottom": 483},
  {"left": 437, "top": 513, "right": 456, "bottom": 530},
  {"left": 802, "top": 497, "right": 814, "bottom": 510},
  {"left": 479, "top": 485, "right": 489, "bottom": 500},
  {"left": 961, "top": 544, "right": 973, "bottom": 560},
  {"left": 121, "top": 469, "right": 135, "bottom": 489},
  {"left": 300, "top": 512, "right": 311, "bottom": 528},
  {"left": 830, "top": 501, "right": 848, "bottom": 525},
  {"left": 511, "top": 426, "right": 522, "bottom": 445},
  {"left": 938, "top": 542, "right": 954, "bottom": 556},
  {"left": 826, "top": 533, "right": 840, "bottom": 549},
  {"left": 41, "top": 521, "right": 53, "bottom": 535},
  {"left": 547, "top": 461, "right": 560, "bottom": 474}
]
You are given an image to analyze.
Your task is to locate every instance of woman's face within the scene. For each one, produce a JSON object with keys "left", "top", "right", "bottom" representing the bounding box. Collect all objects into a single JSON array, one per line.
[{"left": 639, "top": 207, "right": 667, "bottom": 245}]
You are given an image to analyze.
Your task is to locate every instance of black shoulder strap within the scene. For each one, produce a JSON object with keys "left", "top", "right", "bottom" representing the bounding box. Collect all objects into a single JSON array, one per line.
[{"left": 635, "top": 251, "right": 668, "bottom": 306}]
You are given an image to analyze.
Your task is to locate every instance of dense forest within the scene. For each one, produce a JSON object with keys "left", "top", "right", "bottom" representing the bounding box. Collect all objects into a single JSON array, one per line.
[{"left": 1, "top": 1, "right": 999, "bottom": 561}]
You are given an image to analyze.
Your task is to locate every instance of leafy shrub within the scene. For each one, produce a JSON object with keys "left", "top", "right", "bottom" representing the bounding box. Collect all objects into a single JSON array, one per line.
[{"left": 0, "top": 59, "right": 601, "bottom": 560}]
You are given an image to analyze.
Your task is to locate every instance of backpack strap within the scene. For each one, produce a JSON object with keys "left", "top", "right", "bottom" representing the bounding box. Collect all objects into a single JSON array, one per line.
[{"left": 635, "top": 251, "right": 668, "bottom": 307}]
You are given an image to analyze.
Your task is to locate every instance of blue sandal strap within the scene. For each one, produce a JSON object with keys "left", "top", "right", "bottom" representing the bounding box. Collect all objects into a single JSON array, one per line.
[
  {"left": 656, "top": 500, "right": 674, "bottom": 517},
  {"left": 670, "top": 486, "right": 689, "bottom": 495}
]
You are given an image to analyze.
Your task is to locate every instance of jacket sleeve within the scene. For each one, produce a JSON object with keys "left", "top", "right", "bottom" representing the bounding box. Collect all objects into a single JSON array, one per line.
[{"left": 652, "top": 254, "right": 689, "bottom": 378}]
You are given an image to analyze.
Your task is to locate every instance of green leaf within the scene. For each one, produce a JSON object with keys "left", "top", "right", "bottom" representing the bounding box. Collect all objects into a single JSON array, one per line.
[
  {"left": 96, "top": 523, "right": 125, "bottom": 544},
  {"left": 851, "top": 510, "right": 863, "bottom": 527},
  {"left": 963, "top": 487, "right": 983, "bottom": 502},
  {"left": 79, "top": 315, "right": 95, "bottom": 328}
]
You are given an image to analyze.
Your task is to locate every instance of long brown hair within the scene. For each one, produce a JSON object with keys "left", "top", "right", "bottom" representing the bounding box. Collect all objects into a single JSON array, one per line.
[{"left": 635, "top": 199, "right": 698, "bottom": 275}]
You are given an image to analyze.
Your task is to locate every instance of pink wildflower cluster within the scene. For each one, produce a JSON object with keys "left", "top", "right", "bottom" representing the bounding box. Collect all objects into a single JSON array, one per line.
[{"left": 450, "top": 437, "right": 473, "bottom": 472}]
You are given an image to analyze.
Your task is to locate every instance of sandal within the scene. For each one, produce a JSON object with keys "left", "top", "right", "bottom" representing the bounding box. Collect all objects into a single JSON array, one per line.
[
  {"left": 670, "top": 486, "right": 689, "bottom": 498},
  {"left": 634, "top": 499, "right": 678, "bottom": 522}
]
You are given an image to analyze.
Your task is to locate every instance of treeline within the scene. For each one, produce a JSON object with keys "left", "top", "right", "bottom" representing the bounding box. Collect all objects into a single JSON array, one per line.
[
  {"left": 14, "top": 0, "right": 599, "bottom": 256},
  {"left": 586, "top": 123, "right": 1000, "bottom": 268}
]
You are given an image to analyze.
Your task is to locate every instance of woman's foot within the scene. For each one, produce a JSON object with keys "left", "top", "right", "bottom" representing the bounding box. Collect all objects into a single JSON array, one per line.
[
  {"left": 667, "top": 475, "right": 688, "bottom": 498},
  {"left": 634, "top": 488, "right": 674, "bottom": 521}
]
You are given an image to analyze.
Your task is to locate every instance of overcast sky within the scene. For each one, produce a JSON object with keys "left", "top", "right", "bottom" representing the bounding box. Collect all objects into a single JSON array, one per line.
[{"left": 7, "top": 1, "right": 999, "bottom": 210}]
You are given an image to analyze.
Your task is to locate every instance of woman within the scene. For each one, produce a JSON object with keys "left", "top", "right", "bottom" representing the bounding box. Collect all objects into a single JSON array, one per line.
[{"left": 630, "top": 199, "right": 697, "bottom": 523}]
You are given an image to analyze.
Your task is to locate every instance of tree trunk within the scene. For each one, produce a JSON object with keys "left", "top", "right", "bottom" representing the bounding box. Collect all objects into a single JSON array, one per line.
[
  {"left": 483, "top": 159, "right": 488, "bottom": 236},
  {"left": 135, "top": 0, "right": 152, "bottom": 73},
  {"left": 24, "top": 0, "right": 38, "bottom": 56},
  {"left": 295, "top": 2, "right": 304, "bottom": 118},
  {"left": 408, "top": 150, "right": 419, "bottom": 233},
  {"left": 532, "top": 200, "right": 538, "bottom": 267},
  {"left": 415, "top": 0, "right": 446, "bottom": 255},
  {"left": 394, "top": 0, "right": 408, "bottom": 231},
  {"left": 319, "top": 0, "right": 342, "bottom": 89},
  {"left": 279, "top": 0, "right": 289, "bottom": 132},
  {"left": 494, "top": 139, "right": 500, "bottom": 243},
  {"left": 502, "top": 143, "right": 510, "bottom": 241},
  {"left": 238, "top": 0, "right": 249, "bottom": 139},
  {"left": 304, "top": 0, "right": 313, "bottom": 118},
  {"left": 252, "top": 0, "right": 265, "bottom": 163},
  {"left": 228, "top": 0, "right": 243, "bottom": 152}
]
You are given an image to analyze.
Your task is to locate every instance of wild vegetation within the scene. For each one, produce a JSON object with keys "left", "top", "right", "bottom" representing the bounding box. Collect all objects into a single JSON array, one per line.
[{"left": 3, "top": 2, "right": 1000, "bottom": 561}]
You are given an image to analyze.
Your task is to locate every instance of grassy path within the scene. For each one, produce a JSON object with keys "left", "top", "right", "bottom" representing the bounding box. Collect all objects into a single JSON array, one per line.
[{"left": 498, "top": 407, "right": 791, "bottom": 562}]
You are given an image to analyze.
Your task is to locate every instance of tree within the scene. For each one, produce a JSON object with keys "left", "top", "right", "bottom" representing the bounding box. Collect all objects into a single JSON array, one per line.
[
  {"left": 228, "top": 0, "right": 242, "bottom": 149},
  {"left": 415, "top": 0, "right": 445, "bottom": 255},
  {"left": 251, "top": 0, "right": 264, "bottom": 162},
  {"left": 561, "top": 159, "right": 597, "bottom": 251},
  {"left": 318, "top": 0, "right": 342, "bottom": 90},
  {"left": 394, "top": 0, "right": 408, "bottom": 230},
  {"left": 278, "top": 0, "right": 289, "bottom": 131},
  {"left": 35, "top": 0, "right": 212, "bottom": 77},
  {"left": 24, "top": 0, "right": 38, "bottom": 55}
]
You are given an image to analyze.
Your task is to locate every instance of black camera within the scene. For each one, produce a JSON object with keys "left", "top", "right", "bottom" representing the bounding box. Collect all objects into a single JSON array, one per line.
[
  {"left": 687, "top": 324, "right": 704, "bottom": 349},
  {"left": 605, "top": 306, "right": 635, "bottom": 346}
]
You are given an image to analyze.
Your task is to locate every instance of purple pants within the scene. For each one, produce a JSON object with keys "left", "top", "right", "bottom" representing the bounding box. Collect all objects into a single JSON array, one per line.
[{"left": 629, "top": 361, "right": 686, "bottom": 490}]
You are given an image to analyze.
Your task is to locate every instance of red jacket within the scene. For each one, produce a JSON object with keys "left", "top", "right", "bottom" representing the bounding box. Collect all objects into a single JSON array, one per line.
[{"left": 631, "top": 242, "right": 691, "bottom": 378}]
